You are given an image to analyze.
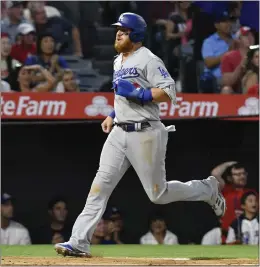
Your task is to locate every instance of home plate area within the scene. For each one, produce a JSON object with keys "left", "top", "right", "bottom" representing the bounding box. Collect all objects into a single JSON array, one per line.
[{"left": 1, "top": 256, "right": 258, "bottom": 266}]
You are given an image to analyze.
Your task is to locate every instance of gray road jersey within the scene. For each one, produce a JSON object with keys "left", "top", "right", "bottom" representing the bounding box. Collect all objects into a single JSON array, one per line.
[{"left": 113, "top": 47, "right": 176, "bottom": 123}]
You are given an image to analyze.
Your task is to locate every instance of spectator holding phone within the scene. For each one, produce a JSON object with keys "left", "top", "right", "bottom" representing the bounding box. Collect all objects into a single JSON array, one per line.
[
  {"left": 221, "top": 27, "right": 255, "bottom": 94},
  {"left": 18, "top": 65, "right": 55, "bottom": 92}
]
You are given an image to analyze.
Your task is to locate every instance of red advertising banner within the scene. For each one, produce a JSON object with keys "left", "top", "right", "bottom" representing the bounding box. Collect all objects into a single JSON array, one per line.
[{"left": 1, "top": 93, "right": 259, "bottom": 120}]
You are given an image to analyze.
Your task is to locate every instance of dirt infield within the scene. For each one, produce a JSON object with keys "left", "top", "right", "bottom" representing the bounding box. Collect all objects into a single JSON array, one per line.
[{"left": 1, "top": 256, "right": 258, "bottom": 266}]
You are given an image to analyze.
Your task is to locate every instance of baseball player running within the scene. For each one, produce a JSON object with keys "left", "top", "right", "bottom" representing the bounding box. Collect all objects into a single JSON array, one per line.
[{"left": 55, "top": 13, "right": 226, "bottom": 257}]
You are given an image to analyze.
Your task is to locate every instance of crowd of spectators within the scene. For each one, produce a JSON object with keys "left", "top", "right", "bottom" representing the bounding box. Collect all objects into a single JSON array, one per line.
[
  {"left": 0, "top": 1, "right": 259, "bottom": 94},
  {"left": 1, "top": 162, "right": 258, "bottom": 246},
  {"left": 1, "top": 0, "right": 80, "bottom": 93}
]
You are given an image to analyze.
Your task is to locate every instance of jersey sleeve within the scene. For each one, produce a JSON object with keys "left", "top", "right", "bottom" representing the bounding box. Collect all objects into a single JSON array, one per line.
[{"left": 144, "top": 58, "right": 176, "bottom": 103}]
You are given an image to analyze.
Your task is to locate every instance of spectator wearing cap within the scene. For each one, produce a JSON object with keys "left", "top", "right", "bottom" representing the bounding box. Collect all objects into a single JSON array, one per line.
[
  {"left": 140, "top": 212, "right": 178, "bottom": 245},
  {"left": 201, "top": 11, "right": 234, "bottom": 93},
  {"left": 1, "top": 32, "right": 22, "bottom": 91},
  {"left": 32, "top": 196, "right": 72, "bottom": 244},
  {"left": 1, "top": 193, "right": 31, "bottom": 245},
  {"left": 25, "top": 32, "right": 68, "bottom": 86},
  {"left": 226, "top": 191, "right": 259, "bottom": 245},
  {"left": 211, "top": 161, "right": 258, "bottom": 243},
  {"left": 100, "top": 207, "right": 125, "bottom": 244},
  {"left": 221, "top": 26, "right": 255, "bottom": 94},
  {"left": 1, "top": 1, "right": 30, "bottom": 44},
  {"left": 30, "top": 2, "right": 82, "bottom": 56},
  {"left": 10, "top": 23, "right": 37, "bottom": 63}
]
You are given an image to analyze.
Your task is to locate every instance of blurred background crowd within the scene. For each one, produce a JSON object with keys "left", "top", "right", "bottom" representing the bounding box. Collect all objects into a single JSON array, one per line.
[
  {"left": 1, "top": 161, "right": 258, "bottom": 245},
  {"left": 1, "top": 0, "right": 259, "bottom": 94}
]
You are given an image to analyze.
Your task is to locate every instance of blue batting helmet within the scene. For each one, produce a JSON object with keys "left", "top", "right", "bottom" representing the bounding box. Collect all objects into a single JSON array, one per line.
[{"left": 111, "top": 12, "right": 147, "bottom": 43}]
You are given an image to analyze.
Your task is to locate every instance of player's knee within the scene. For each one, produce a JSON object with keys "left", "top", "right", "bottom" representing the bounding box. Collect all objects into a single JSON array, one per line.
[
  {"left": 151, "top": 197, "right": 165, "bottom": 205},
  {"left": 148, "top": 193, "right": 165, "bottom": 205},
  {"left": 89, "top": 170, "right": 116, "bottom": 196}
]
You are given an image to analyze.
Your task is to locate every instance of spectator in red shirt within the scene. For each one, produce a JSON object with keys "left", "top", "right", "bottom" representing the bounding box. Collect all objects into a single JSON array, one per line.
[
  {"left": 10, "top": 22, "right": 36, "bottom": 63},
  {"left": 211, "top": 161, "right": 258, "bottom": 242},
  {"left": 221, "top": 26, "right": 255, "bottom": 94}
]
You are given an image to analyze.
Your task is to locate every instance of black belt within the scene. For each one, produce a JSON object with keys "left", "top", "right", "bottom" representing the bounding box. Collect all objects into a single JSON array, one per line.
[{"left": 115, "top": 122, "right": 151, "bottom": 132}]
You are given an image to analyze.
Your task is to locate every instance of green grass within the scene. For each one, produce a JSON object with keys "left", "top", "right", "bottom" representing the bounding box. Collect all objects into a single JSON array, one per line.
[{"left": 0, "top": 245, "right": 258, "bottom": 259}]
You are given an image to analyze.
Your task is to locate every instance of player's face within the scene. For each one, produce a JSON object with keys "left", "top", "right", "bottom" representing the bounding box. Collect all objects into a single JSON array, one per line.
[
  {"left": 231, "top": 167, "right": 247, "bottom": 187},
  {"left": 1, "top": 201, "right": 14, "bottom": 219},
  {"left": 242, "top": 194, "right": 258, "bottom": 214},
  {"left": 114, "top": 27, "right": 133, "bottom": 53},
  {"left": 51, "top": 201, "right": 68, "bottom": 223}
]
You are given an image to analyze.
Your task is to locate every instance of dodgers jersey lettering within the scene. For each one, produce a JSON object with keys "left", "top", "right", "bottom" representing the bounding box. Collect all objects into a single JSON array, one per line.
[{"left": 113, "top": 47, "right": 176, "bottom": 123}]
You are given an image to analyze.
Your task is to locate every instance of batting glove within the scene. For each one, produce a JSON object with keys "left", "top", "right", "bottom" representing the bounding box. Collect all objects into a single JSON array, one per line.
[{"left": 116, "top": 79, "right": 153, "bottom": 104}]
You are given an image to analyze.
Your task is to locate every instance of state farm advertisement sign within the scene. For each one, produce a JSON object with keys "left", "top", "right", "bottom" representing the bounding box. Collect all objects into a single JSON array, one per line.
[{"left": 0, "top": 93, "right": 259, "bottom": 120}]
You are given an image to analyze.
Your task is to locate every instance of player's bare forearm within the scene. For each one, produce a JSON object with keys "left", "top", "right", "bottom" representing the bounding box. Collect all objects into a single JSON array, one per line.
[{"left": 151, "top": 88, "right": 171, "bottom": 102}]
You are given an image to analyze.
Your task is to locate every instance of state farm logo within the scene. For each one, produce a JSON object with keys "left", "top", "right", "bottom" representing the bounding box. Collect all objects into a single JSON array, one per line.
[
  {"left": 237, "top": 97, "right": 259, "bottom": 116},
  {"left": 1, "top": 95, "right": 66, "bottom": 116},
  {"left": 159, "top": 96, "right": 219, "bottom": 117},
  {"left": 85, "top": 96, "right": 113, "bottom": 117}
]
